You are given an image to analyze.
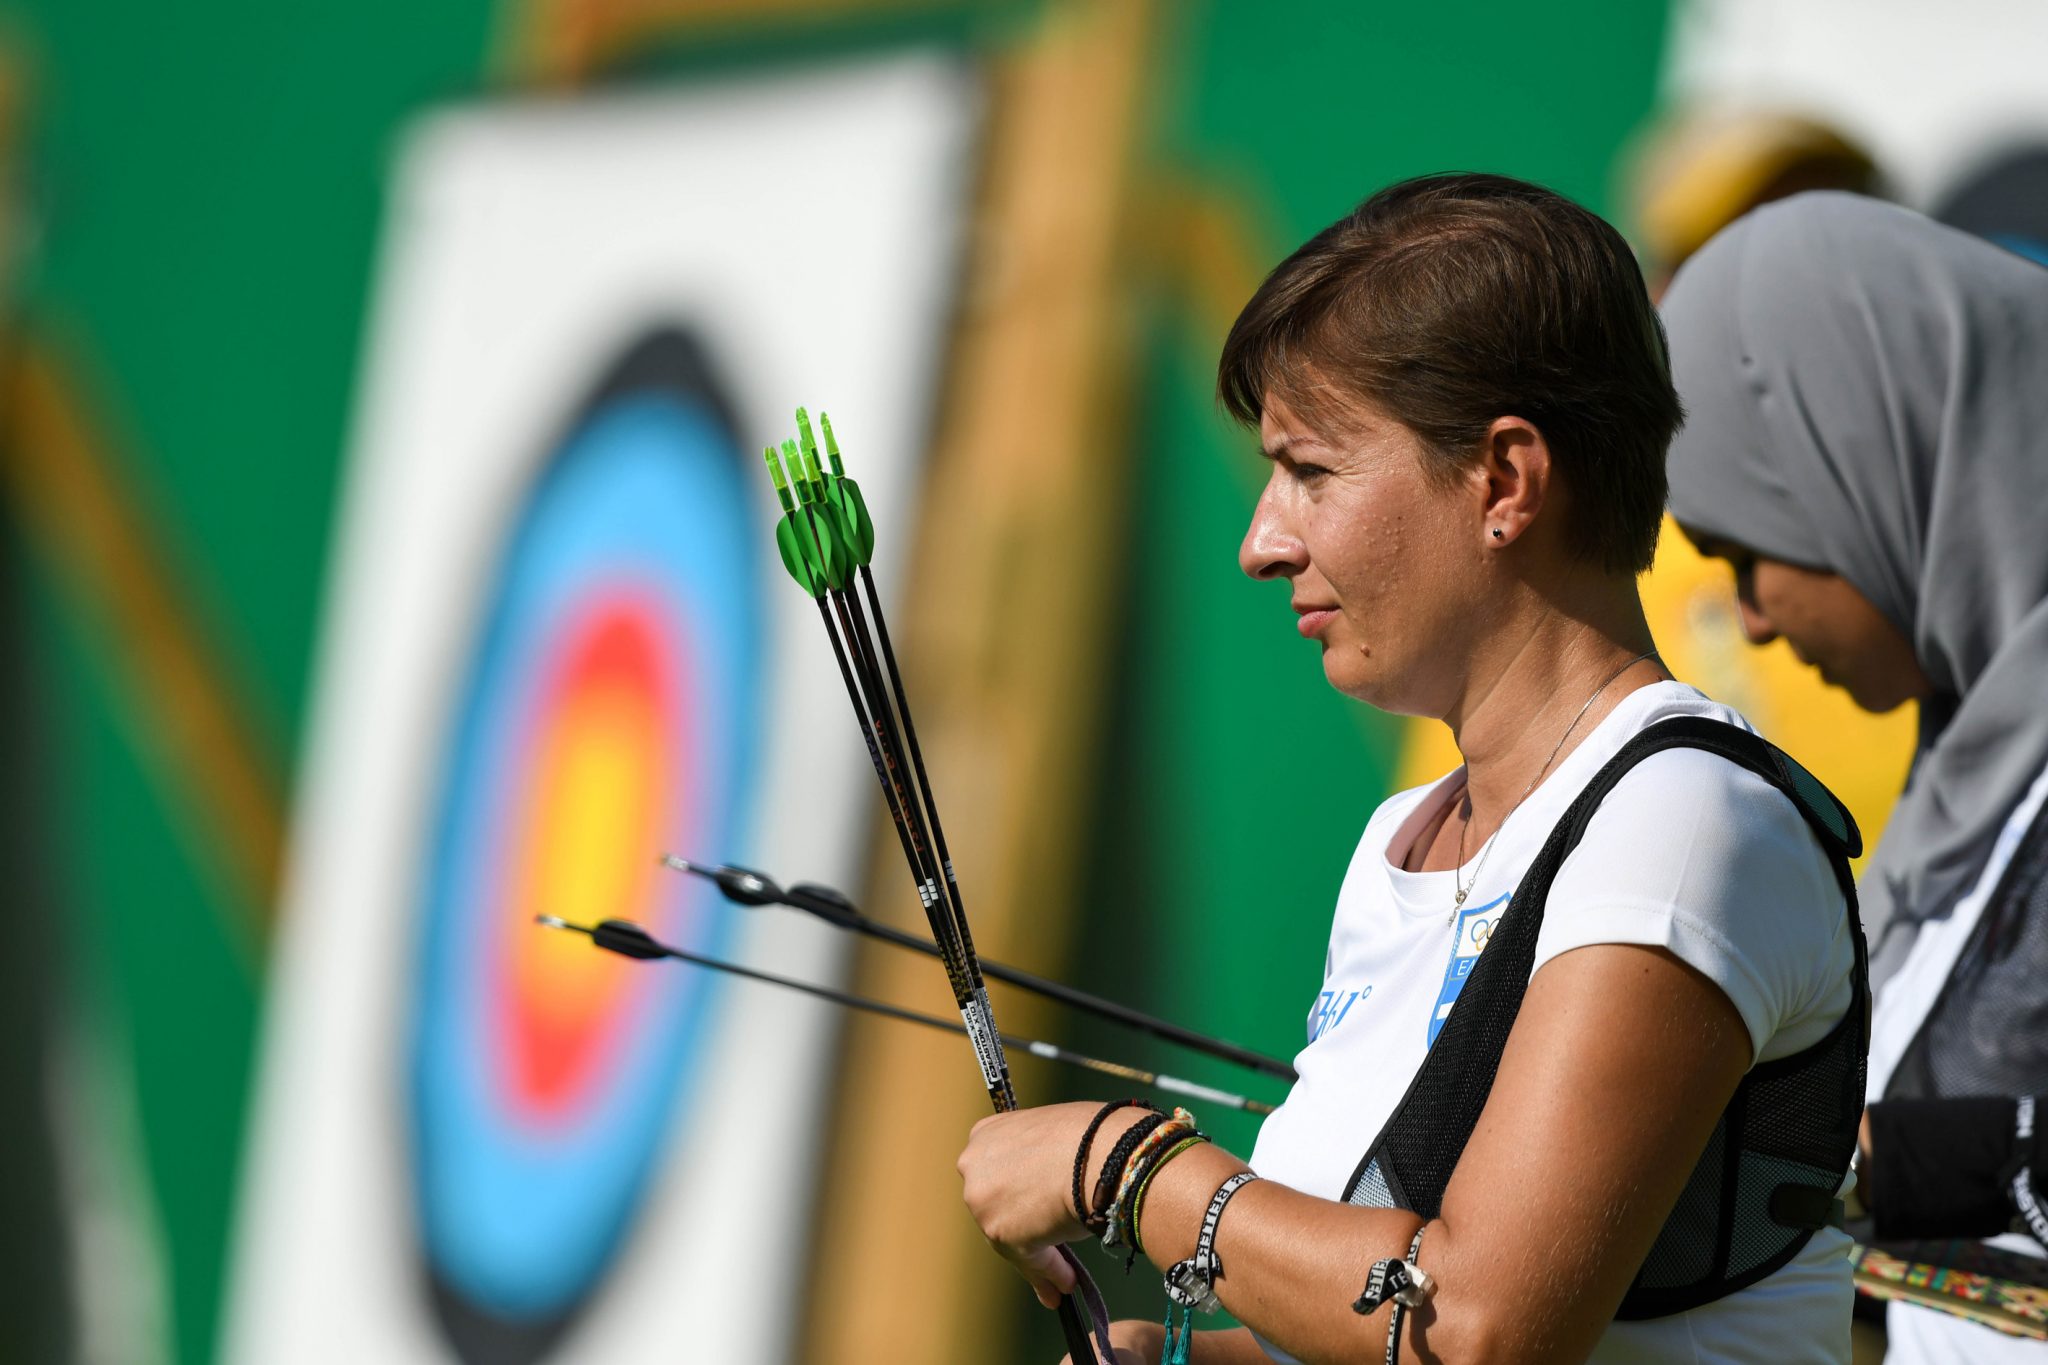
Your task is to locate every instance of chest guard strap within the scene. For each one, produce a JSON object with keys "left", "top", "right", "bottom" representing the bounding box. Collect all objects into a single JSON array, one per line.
[{"left": 1339, "top": 717, "right": 1869, "bottom": 1319}]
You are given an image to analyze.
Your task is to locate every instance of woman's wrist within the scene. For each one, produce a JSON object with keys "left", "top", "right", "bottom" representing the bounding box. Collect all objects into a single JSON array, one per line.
[
  {"left": 1081, "top": 1105, "right": 1155, "bottom": 1218},
  {"left": 1131, "top": 1140, "right": 1254, "bottom": 1268}
]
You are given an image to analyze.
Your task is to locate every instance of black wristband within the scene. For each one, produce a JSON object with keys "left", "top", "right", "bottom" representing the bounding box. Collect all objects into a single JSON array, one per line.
[
  {"left": 1867, "top": 1095, "right": 2025, "bottom": 1240},
  {"left": 2010, "top": 1096, "right": 2048, "bottom": 1246},
  {"left": 1072, "top": 1100, "right": 1158, "bottom": 1226},
  {"left": 1090, "top": 1111, "right": 1172, "bottom": 1231}
]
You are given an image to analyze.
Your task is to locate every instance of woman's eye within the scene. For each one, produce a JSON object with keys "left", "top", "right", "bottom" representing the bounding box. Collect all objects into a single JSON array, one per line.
[{"left": 1293, "top": 463, "right": 1332, "bottom": 483}]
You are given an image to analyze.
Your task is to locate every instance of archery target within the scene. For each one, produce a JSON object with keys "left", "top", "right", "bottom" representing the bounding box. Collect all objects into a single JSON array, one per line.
[
  {"left": 409, "top": 332, "right": 758, "bottom": 1357},
  {"left": 225, "top": 55, "right": 978, "bottom": 1365}
]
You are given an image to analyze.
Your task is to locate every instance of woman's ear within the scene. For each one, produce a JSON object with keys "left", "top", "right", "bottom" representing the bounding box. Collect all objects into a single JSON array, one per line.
[{"left": 1477, "top": 416, "right": 1551, "bottom": 548}]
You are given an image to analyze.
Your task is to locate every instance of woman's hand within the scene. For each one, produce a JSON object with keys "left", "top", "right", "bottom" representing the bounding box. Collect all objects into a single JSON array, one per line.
[
  {"left": 958, "top": 1100, "right": 1135, "bottom": 1307},
  {"left": 1059, "top": 1317, "right": 1167, "bottom": 1364},
  {"left": 1065, "top": 1323, "right": 1278, "bottom": 1365}
]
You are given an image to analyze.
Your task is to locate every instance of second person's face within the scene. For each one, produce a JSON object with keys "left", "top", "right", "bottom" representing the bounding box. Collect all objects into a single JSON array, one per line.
[{"left": 1693, "top": 536, "right": 1930, "bottom": 713}]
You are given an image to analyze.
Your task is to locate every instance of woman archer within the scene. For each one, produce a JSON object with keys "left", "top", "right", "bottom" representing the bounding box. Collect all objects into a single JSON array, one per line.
[{"left": 955, "top": 173, "right": 1866, "bottom": 1364}]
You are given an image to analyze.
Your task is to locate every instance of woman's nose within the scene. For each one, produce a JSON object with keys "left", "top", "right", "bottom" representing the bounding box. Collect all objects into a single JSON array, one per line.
[{"left": 1240, "top": 487, "right": 1308, "bottom": 581}]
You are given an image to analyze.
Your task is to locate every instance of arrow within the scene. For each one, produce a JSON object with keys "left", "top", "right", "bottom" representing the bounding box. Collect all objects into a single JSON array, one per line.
[
  {"left": 763, "top": 411, "right": 1114, "bottom": 1364},
  {"left": 534, "top": 915, "right": 1275, "bottom": 1115},
  {"left": 660, "top": 854, "right": 1296, "bottom": 1081}
]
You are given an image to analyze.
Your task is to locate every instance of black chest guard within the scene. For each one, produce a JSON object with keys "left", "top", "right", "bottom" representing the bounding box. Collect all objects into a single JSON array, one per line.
[{"left": 1340, "top": 717, "right": 1870, "bottom": 1319}]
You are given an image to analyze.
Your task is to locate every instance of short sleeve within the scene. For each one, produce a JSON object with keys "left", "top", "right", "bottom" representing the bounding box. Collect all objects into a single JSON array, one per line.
[{"left": 1531, "top": 747, "right": 1854, "bottom": 1063}]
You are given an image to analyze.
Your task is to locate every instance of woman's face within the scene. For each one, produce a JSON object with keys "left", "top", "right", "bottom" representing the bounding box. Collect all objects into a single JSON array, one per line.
[
  {"left": 1692, "top": 536, "right": 1929, "bottom": 713},
  {"left": 1239, "top": 391, "right": 1482, "bottom": 712}
]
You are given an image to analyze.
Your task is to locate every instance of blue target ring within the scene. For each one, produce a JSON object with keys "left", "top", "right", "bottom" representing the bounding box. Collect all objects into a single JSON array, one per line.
[{"left": 407, "top": 331, "right": 762, "bottom": 1356}]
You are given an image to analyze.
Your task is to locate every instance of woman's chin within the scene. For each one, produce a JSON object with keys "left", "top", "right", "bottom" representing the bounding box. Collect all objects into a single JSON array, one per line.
[{"left": 1319, "top": 652, "right": 1384, "bottom": 705}]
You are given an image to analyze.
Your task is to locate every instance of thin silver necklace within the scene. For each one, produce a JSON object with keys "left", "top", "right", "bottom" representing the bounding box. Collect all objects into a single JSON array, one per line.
[{"left": 1448, "top": 649, "right": 1660, "bottom": 926}]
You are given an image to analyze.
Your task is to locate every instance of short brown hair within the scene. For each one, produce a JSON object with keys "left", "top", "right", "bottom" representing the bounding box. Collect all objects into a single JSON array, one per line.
[{"left": 1218, "top": 173, "right": 1682, "bottom": 574}]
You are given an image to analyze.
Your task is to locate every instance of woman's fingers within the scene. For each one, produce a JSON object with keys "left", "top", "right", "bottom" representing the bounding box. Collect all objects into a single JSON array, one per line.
[
  {"left": 1061, "top": 1319, "right": 1170, "bottom": 1364},
  {"left": 997, "top": 1240, "right": 1076, "bottom": 1307}
]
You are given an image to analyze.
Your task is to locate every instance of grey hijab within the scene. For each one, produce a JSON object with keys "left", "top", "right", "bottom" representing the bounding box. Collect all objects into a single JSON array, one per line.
[{"left": 1661, "top": 192, "right": 2048, "bottom": 983}]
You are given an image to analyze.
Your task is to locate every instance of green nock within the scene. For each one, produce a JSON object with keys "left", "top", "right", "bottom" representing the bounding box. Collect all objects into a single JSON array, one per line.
[
  {"left": 795, "top": 407, "right": 819, "bottom": 461},
  {"left": 796, "top": 433, "right": 828, "bottom": 491},
  {"left": 784, "top": 436, "right": 821, "bottom": 502},
  {"left": 763, "top": 444, "right": 798, "bottom": 514},
  {"left": 764, "top": 445, "right": 820, "bottom": 595},
  {"left": 819, "top": 411, "right": 844, "bottom": 476},
  {"left": 790, "top": 442, "right": 852, "bottom": 591}
]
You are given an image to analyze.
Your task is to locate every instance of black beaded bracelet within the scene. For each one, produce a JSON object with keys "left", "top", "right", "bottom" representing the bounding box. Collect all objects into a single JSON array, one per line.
[
  {"left": 1089, "top": 1111, "right": 1173, "bottom": 1231},
  {"left": 1072, "top": 1100, "right": 1159, "bottom": 1226}
]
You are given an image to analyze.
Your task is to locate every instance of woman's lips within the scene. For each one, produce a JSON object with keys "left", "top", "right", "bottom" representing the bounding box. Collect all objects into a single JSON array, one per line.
[{"left": 1295, "top": 608, "right": 1338, "bottom": 638}]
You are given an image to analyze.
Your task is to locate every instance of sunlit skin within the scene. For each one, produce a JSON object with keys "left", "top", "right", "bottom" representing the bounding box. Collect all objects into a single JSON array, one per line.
[
  {"left": 958, "top": 390, "right": 1759, "bottom": 1364},
  {"left": 1686, "top": 534, "right": 1930, "bottom": 714}
]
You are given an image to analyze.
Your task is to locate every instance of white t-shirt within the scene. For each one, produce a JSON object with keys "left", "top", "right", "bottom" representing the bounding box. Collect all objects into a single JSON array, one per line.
[{"left": 1247, "top": 682, "right": 1858, "bottom": 1364}]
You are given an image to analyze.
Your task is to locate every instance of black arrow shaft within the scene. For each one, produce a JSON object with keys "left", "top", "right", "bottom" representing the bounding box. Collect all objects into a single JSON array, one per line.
[
  {"left": 791, "top": 880, "right": 1296, "bottom": 1082},
  {"left": 661, "top": 857, "right": 1297, "bottom": 1082},
  {"left": 540, "top": 917, "right": 1274, "bottom": 1114}
]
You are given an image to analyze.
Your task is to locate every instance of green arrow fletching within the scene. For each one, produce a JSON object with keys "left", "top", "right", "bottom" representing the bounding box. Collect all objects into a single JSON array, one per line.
[
  {"left": 826, "top": 477, "right": 876, "bottom": 566},
  {"left": 774, "top": 514, "right": 821, "bottom": 596},
  {"left": 762, "top": 412, "right": 869, "bottom": 589}
]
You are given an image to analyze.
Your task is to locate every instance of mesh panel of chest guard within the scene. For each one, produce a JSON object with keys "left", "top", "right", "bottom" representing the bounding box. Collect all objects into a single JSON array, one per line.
[
  {"left": 1729, "top": 1153, "right": 1843, "bottom": 1275},
  {"left": 1632, "top": 1011, "right": 1862, "bottom": 1293},
  {"left": 1348, "top": 1158, "right": 1394, "bottom": 1210},
  {"left": 1895, "top": 812, "right": 2048, "bottom": 1100},
  {"left": 1632, "top": 1120, "right": 1728, "bottom": 1289},
  {"left": 1743, "top": 1015, "right": 1864, "bottom": 1172}
]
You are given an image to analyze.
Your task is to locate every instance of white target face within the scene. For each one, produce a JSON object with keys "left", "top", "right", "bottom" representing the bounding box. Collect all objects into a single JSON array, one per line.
[{"left": 225, "top": 53, "right": 979, "bottom": 1365}]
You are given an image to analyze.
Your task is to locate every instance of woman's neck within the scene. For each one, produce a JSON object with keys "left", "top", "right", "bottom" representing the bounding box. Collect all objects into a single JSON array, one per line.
[{"left": 1444, "top": 581, "right": 1663, "bottom": 830}]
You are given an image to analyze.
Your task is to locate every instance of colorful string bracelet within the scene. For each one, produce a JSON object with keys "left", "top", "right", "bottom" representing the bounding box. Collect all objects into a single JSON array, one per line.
[
  {"left": 1129, "top": 1134, "right": 1209, "bottom": 1258},
  {"left": 1103, "top": 1110, "right": 1198, "bottom": 1256}
]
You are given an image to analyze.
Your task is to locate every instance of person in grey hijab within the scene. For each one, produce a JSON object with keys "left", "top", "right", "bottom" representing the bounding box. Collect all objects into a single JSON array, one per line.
[{"left": 1663, "top": 192, "right": 2048, "bottom": 1363}]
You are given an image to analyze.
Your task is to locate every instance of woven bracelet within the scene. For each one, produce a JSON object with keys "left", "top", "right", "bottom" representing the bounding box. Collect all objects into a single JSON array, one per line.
[
  {"left": 1071, "top": 1099, "right": 1157, "bottom": 1227},
  {"left": 1089, "top": 1111, "right": 1172, "bottom": 1232}
]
